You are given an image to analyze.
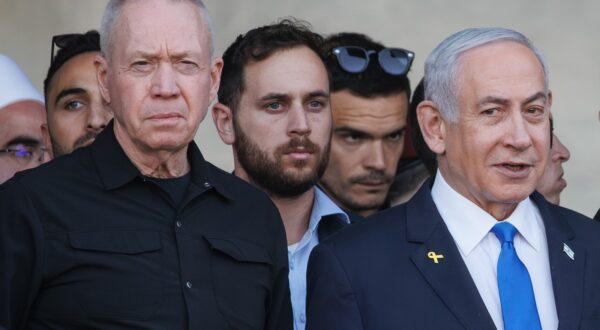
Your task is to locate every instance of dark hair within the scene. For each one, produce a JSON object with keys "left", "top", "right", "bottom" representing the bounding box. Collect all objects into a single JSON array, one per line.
[
  {"left": 409, "top": 78, "right": 437, "bottom": 175},
  {"left": 43, "top": 30, "right": 101, "bottom": 102},
  {"left": 323, "top": 32, "right": 411, "bottom": 98},
  {"left": 218, "top": 18, "right": 327, "bottom": 113}
]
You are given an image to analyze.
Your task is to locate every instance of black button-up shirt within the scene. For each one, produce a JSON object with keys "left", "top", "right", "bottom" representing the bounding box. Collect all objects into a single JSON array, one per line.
[{"left": 0, "top": 124, "right": 292, "bottom": 330}]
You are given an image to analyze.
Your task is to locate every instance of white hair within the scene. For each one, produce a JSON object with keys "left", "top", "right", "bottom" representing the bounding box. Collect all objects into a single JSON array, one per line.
[
  {"left": 424, "top": 27, "right": 549, "bottom": 122},
  {"left": 99, "top": 0, "right": 215, "bottom": 62}
]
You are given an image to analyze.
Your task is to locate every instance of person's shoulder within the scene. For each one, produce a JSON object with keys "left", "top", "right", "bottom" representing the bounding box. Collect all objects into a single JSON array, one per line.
[
  {"left": 203, "top": 161, "right": 280, "bottom": 215},
  {"left": 322, "top": 203, "right": 409, "bottom": 252},
  {"left": 541, "top": 198, "right": 600, "bottom": 242}
]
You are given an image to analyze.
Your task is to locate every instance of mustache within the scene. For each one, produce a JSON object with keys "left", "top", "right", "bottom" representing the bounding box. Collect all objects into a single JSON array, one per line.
[
  {"left": 73, "top": 131, "right": 100, "bottom": 148},
  {"left": 277, "top": 137, "right": 319, "bottom": 155},
  {"left": 349, "top": 171, "right": 394, "bottom": 185}
]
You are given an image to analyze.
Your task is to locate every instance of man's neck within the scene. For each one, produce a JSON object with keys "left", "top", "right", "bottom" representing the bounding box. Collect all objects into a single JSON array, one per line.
[
  {"left": 115, "top": 126, "right": 190, "bottom": 178},
  {"left": 270, "top": 188, "right": 315, "bottom": 245},
  {"left": 234, "top": 165, "right": 315, "bottom": 245}
]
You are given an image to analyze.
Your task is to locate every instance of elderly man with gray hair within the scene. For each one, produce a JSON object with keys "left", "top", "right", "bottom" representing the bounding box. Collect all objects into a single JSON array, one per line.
[
  {"left": 0, "top": 0, "right": 292, "bottom": 329},
  {"left": 306, "top": 27, "right": 600, "bottom": 330},
  {"left": 0, "top": 54, "right": 49, "bottom": 184}
]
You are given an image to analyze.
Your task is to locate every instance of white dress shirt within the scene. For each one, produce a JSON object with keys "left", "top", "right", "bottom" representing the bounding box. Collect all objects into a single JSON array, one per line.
[
  {"left": 287, "top": 187, "right": 349, "bottom": 330},
  {"left": 431, "top": 171, "right": 558, "bottom": 330}
]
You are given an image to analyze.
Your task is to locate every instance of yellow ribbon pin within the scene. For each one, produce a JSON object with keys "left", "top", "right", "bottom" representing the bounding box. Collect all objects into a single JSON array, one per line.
[{"left": 428, "top": 251, "right": 444, "bottom": 264}]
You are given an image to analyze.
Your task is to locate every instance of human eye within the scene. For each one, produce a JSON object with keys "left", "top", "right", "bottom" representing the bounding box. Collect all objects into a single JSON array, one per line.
[
  {"left": 339, "top": 131, "right": 362, "bottom": 144},
  {"left": 175, "top": 60, "right": 199, "bottom": 73},
  {"left": 265, "top": 102, "right": 283, "bottom": 112},
  {"left": 10, "top": 144, "right": 34, "bottom": 159},
  {"left": 525, "top": 106, "right": 545, "bottom": 115},
  {"left": 388, "top": 129, "right": 405, "bottom": 141},
  {"left": 481, "top": 107, "right": 499, "bottom": 116},
  {"left": 132, "top": 60, "right": 153, "bottom": 72},
  {"left": 307, "top": 99, "right": 325, "bottom": 111},
  {"left": 65, "top": 100, "right": 85, "bottom": 111}
]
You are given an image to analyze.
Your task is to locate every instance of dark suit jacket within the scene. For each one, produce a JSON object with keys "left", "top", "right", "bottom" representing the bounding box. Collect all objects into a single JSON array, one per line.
[{"left": 306, "top": 181, "right": 600, "bottom": 330}]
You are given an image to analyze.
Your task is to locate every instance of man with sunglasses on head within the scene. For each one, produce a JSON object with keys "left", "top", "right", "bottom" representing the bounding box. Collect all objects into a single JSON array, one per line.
[
  {"left": 0, "top": 54, "right": 49, "bottom": 184},
  {"left": 319, "top": 33, "right": 413, "bottom": 221},
  {"left": 213, "top": 19, "right": 348, "bottom": 330},
  {"left": 307, "top": 27, "right": 600, "bottom": 329},
  {"left": 42, "top": 30, "right": 112, "bottom": 158},
  {"left": 0, "top": 0, "right": 292, "bottom": 329}
]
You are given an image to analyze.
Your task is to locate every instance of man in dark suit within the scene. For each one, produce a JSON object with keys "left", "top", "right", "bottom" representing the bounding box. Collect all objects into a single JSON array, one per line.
[{"left": 307, "top": 27, "right": 600, "bottom": 330}]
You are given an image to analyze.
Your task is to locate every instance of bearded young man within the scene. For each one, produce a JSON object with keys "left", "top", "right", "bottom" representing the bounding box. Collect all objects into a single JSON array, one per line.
[{"left": 212, "top": 20, "right": 349, "bottom": 330}]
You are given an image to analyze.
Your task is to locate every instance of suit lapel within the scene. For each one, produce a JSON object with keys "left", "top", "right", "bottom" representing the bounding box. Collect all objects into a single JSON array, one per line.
[
  {"left": 532, "top": 193, "right": 585, "bottom": 330},
  {"left": 406, "top": 183, "right": 496, "bottom": 329}
]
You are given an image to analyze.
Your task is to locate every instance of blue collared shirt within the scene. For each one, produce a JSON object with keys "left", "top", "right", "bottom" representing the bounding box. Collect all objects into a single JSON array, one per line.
[{"left": 288, "top": 187, "right": 349, "bottom": 330}]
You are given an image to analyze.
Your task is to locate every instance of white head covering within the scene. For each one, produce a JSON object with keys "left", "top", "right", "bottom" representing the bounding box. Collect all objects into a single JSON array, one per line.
[{"left": 0, "top": 54, "right": 45, "bottom": 110}]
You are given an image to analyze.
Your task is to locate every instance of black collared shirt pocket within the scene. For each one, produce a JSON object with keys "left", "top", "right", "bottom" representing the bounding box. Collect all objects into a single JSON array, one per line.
[
  {"left": 206, "top": 237, "right": 272, "bottom": 329},
  {"left": 67, "top": 230, "right": 165, "bottom": 320}
]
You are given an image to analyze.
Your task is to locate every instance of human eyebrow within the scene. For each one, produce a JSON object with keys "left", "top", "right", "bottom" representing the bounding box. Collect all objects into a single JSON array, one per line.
[
  {"left": 306, "top": 90, "right": 329, "bottom": 99},
  {"left": 387, "top": 127, "right": 407, "bottom": 137},
  {"left": 260, "top": 93, "right": 291, "bottom": 103},
  {"left": 4, "top": 136, "right": 41, "bottom": 148},
  {"left": 522, "top": 92, "right": 547, "bottom": 105},
  {"left": 477, "top": 96, "right": 510, "bottom": 108},
  {"left": 54, "top": 87, "right": 87, "bottom": 107},
  {"left": 334, "top": 126, "right": 374, "bottom": 139}
]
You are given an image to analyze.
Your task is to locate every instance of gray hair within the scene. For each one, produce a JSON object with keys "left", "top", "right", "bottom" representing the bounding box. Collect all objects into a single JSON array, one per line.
[
  {"left": 100, "top": 0, "right": 215, "bottom": 62},
  {"left": 424, "top": 27, "right": 549, "bottom": 122}
]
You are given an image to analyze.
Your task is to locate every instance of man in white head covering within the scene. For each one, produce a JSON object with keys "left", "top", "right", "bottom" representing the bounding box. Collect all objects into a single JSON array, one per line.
[{"left": 0, "top": 54, "right": 49, "bottom": 184}]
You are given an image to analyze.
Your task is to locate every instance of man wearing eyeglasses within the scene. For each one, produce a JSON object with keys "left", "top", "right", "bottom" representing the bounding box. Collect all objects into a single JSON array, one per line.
[
  {"left": 212, "top": 20, "right": 348, "bottom": 330},
  {"left": 0, "top": 1, "right": 291, "bottom": 329},
  {"left": 0, "top": 54, "right": 49, "bottom": 184},
  {"left": 42, "top": 30, "right": 112, "bottom": 158},
  {"left": 319, "top": 33, "right": 412, "bottom": 221},
  {"left": 307, "top": 28, "right": 600, "bottom": 329}
]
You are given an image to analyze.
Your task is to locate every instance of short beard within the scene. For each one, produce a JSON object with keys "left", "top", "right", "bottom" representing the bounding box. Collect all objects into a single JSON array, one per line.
[
  {"left": 234, "top": 123, "right": 329, "bottom": 198},
  {"left": 51, "top": 131, "right": 99, "bottom": 157}
]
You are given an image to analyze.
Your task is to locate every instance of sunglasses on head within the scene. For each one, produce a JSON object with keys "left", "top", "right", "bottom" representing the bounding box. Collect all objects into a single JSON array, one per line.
[
  {"left": 50, "top": 33, "right": 83, "bottom": 64},
  {"left": 332, "top": 46, "right": 414, "bottom": 75}
]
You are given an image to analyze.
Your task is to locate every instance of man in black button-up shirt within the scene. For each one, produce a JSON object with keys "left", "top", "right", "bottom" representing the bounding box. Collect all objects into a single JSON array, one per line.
[{"left": 0, "top": 0, "right": 292, "bottom": 329}]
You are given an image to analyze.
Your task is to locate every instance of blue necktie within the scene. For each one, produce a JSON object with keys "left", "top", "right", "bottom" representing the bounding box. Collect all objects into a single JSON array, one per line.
[{"left": 491, "top": 222, "right": 542, "bottom": 330}]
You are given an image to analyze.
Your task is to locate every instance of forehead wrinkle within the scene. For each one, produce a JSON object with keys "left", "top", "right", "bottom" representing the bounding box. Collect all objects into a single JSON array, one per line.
[{"left": 333, "top": 109, "right": 406, "bottom": 120}]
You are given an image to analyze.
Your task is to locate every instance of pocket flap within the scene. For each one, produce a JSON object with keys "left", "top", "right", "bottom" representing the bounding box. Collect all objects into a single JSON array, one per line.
[
  {"left": 69, "top": 231, "right": 162, "bottom": 254},
  {"left": 205, "top": 237, "right": 271, "bottom": 264}
]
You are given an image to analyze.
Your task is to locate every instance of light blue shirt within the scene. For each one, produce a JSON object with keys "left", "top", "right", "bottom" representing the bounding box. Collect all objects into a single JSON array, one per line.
[{"left": 288, "top": 187, "right": 349, "bottom": 330}]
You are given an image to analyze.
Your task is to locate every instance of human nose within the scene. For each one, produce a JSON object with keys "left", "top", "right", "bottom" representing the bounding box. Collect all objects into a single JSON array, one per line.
[
  {"left": 288, "top": 105, "right": 311, "bottom": 137},
  {"left": 364, "top": 140, "right": 386, "bottom": 171},
  {"left": 87, "top": 101, "right": 112, "bottom": 132},
  {"left": 151, "top": 63, "right": 181, "bottom": 98},
  {"left": 552, "top": 135, "right": 570, "bottom": 162},
  {"left": 505, "top": 113, "right": 534, "bottom": 150}
]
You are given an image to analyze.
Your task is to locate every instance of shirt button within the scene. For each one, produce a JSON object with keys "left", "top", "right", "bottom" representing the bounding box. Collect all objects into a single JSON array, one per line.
[
  {"left": 176, "top": 221, "right": 182, "bottom": 228},
  {"left": 289, "top": 262, "right": 294, "bottom": 270},
  {"left": 300, "top": 313, "right": 306, "bottom": 323},
  {"left": 203, "top": 182, "right": 211, "bottom": 188},
  {"left": 186, "top": 281, "right": 192, "bottom": 289}
]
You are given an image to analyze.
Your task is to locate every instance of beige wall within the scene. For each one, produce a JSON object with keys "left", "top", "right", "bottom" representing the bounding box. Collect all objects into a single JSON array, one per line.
[{"left": 1, "top": 0, "right": 598, "bottom": 217}]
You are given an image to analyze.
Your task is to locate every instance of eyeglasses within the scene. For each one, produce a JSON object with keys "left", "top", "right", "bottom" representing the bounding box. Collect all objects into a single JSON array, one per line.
[
  {"left": 0, "top": 143, "right": 47, "bottom": 166},
  {"left": 51, "top": 33, "right": 82, "bottom": 64},
  {"left": 332, "top": 46, "right": 415, "bottom": 75}
]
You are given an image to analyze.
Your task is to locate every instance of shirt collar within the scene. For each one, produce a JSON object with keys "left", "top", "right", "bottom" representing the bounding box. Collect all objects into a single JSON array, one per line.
[
  {"left": 431, "top": 170, "right": 543, "bottom": 256},
  {"left": 308, "top": 187, "right": 349, "bottom": 234},
  {"left": 92, "top": 120, "right": 233, "bottom": 200}
]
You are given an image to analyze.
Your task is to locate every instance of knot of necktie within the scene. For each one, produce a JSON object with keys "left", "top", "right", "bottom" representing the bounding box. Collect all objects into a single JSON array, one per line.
[{"left": 491, "top": 221, "right": 517, "bottom": 244}]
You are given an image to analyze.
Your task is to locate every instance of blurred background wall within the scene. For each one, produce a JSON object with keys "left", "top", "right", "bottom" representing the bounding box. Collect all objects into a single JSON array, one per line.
[{"left": 1, "top": 0, "right": 598, "bottom": 217}]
